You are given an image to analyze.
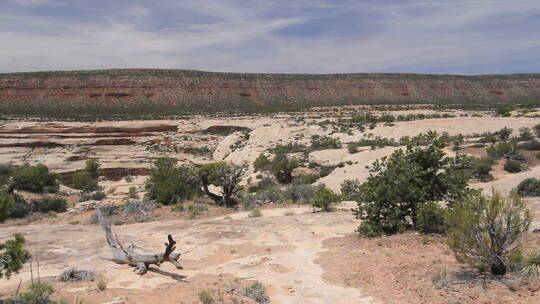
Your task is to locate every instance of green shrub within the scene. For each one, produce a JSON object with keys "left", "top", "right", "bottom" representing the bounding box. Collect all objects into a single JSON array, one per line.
[
  {"left": 486, "top": 141, "right": 520, "bottom": 159},
  {"left": 16, "top": 282, "right": 54, "bottom": 303},
  {"left": 340, "top": 179, "right": 362, "bottom": 201},
  {"left": 248, "top": 208, "right": 262, "bottom": 218},
  {"left": 292, "top": 174, "right": 319, "bottom": 185},
  {"left": 0, "top": 193, "right": 14, "bottom": 223},
  {"left": 33, "top": 197, "right": 68, "bottom": 213},
  {"left": 519, "top": 127, "right": 534, "bottom": 141},
  {"left": 504, "top": 160, "right": 523, "bottom": 173},
  {"left": 127, "top": 187, "right": 139, "bottom": 199},
  {"left": 199, "top": 162, "right": 245, "bottom": 207},
  {"left": 269, "top": 154, "right": 298, "bottom": 184},
  {"left": 0, "top": 233, "right": 31, "bottom": 279},
  {"left": 319, "top": 165, "right": 336, "bottom": 178},
  {"left": 310, "top": 135, "right": 342, "bottom": 151},
  {"left": 271, "top": 142, "right": 308, "bottom": 154},
  {"left": 520, "top": 246, "right": 540, "bottom": 279},
  {"left": 311, "top": 186, "right": 338, "bottom": 212},
  {"left": 353, "top": 141, "right": 475, "bottom": 237},
  {"left": 72, "top": 171, "right": 98, "bottom": 191},
  {"left": 84, "top": 159, "right": 100, "bottom": 179},
  {"left": 282, "top": 184, "right": 317, "bottom": 204},
  {"left": 243, "top": 281, "right": 269, "bottom": 304},
  {"left": 446, "top": 191, "right": 532, "bottom": 275},
  {"left": 535, "top": 124, "right": 540, "bottom": 138},
  {"left": 469, "top": 157, "right": 496, "bottom": 182},
  {"left": 495, "top": 106, "right": 513, "bottom": 117},
  {"left": 516, "top": 178, "right": 540, "bottom": 197},
  {"left": 198, "top": 289, "right": 214, "bottom": 304},
  {"left": 9, "top": 193, "right": 31, "bottom": 218},
  {"left": 96, "top": 279, "right": 107, "bottom": 291},
  {"left": 520, "top": 140, "right": 540, "bottom": 151},
  {"left": 79, "top": 191, "right": 105, "bottom": 202},
  {"left": 146, "top": 157, "right": 199, "bottom": 205},
  {"left": 253, "top": 154, "right": 271, "bottom": 172},
  {"left": 11, "top": 164, "right": 59, "bottom": 193},
  {"left": 415, "top": 202, "right": 447, "bottom": 234}
]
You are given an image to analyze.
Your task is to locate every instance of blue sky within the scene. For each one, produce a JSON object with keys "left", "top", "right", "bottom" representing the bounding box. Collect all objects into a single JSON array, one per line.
[{"left": 1, "top": 0, "right": 540, "bottom": 74}]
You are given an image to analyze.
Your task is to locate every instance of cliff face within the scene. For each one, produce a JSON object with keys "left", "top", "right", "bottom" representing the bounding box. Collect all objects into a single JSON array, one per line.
[{"left": 1, "top": 69, "right": 539, "bottom": 117}]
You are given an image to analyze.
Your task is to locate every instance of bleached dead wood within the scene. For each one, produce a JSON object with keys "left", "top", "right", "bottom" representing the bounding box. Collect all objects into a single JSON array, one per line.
[{"left": 96, "top": 207, "right": 182, "bottom": 275}]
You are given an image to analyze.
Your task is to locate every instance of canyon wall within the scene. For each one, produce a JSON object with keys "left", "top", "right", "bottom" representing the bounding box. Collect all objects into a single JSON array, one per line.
[{"left": 1, "top": 69, "right": 539, "bottom": 117}]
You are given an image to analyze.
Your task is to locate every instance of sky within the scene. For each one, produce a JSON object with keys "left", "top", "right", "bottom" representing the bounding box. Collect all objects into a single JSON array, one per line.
[{"left": 1, "top": 0, "right": 540, "bottom": 74}]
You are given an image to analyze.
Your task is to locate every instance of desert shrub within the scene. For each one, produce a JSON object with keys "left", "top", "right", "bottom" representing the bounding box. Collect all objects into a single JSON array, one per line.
[
  {"left": 248, "top": 177, "right": 276, "bottom": 193},
  {"left": 535, "top": 124, "right": 540, "bottom": 138},
  {"left": 520, "top": 140, "right": 540, "bottom": 151},
  {"left": 340, "top": 179, "right": 362, "bottom": 201},
  {"left": 248, "top": 208, "right": 262, "bottom": 218},
  {"left": 84, "top": 159, "right": 100, "bottom": 179},
  {"left": 269, "top": 154, "right": 298, "bottom": 184},
  {"left": 0, "top": 233, "right": 31, "bottom": 279},
  {"left": 79, "top": 191, "right": 105, "bottom": 202},
  {"left": 243, "top": 281, "right": 269, "bottom": 304},
  {"left": 292, "top": 174, "right": 318, "bottom": 185},
  {"left": 14, "top": 282, "right": 71, "bottom": 304},
  {"left": 186, "top": 203, "right": 209, "bottom": 219},
  {"left": 0, "top": 193, "right": 14, "bottom": 223},
  {"left": 498, "top": 126, "right": 513, "bottom": 141},
  {"left": 520, "top": 246, "right": 540, "bottom": 279},
  {"left": 0, "top": 163, "right": 15, "bottom": 187},
  {"left": 198, "top": 289, "right": 214, "bottom": 304},
  {"left": 353, "top": 140, "right": 475, "bottom": 237},
  {"left": 240, "top": 187, "right": 282, "bottom": 209},
  {"left": 495, "top": 105, "right": 513, "bottom": 117},
  {"left": 199, "top": 162, "right": 245, "bottom": 207},
  {"left": 446, "top": 191, "right": 532, "bottom": 275},
  {"left": 96, "top": 279, "right": 107, "bottom": 291},
  {"left": 11, "top": 164, "right": 59, "bottom": 193},
  {"left": 33, "top": 197, "right": 67, "bottom": 213},
  {"left": 469, "top": 157, "right": 496, "bottom": 182},
  {"left": 415, "top": 201, "right": 447, "bottom": 234},
  {"left": 431, "top": 269, "right": 448, "bottom": 289},
  {"left": 504, "top": 159, "right": 523, "bottom": 173},
  {"left": 56, "top": 268, "right": 97, "bottom": 282},
  {"left": 146, "top": 157, "right": 199, "bottom": 205},
  {"left": 127, "top": 186, "right": 139, "bottom": 199},
  {"left": 72, "top": 171, "right": 97, "bottom": 191},
  {"left": 319, "top": 165, "right": 336, "bottom": 178},
  {"left": 253, "top": 154, "right": 271, "bottom": 172},
  {"left": 398, "top": 131, "right": 439, "bottom": 147},
  {"left": 486, "top": 141, "right": 521, "bottom": 159},
  {"left": 516, "top": 178, "right": 540, "bottom": 197},
  {"left": 519, "top": 127, "right": 534, "bottom": 141},
  {"left": 311, "top": 186, "right": 338, "bottom": 212},
  {"left": 282, "top": 183, "right": 317, "bottom": 203},
  {"left": 271, "top": 142, "right": 308, "bottom": 154},
  {"left": 310, "top": 135, "right": 342, "bottom": 151},
  {"left": 9, "top": 193, "right": 31, "bottom": 218},
  {"left": 347, "top": 136, "right": 396, "bottom": 153}
]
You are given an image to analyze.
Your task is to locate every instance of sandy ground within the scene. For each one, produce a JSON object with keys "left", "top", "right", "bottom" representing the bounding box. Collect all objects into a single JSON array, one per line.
[{"left": 0, "top": 203, "right": 374, "bottom": 304}]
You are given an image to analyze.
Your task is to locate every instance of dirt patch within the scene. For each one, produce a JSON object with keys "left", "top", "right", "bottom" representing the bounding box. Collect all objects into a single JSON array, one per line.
[{"left": 317, "top": 232, "right": 540, "bottom": 304}]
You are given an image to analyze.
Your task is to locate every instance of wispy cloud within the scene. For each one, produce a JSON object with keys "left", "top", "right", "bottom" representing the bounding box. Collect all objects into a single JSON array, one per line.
[{"left": 0, "top": 0, "right": 539, "bottom": 74}]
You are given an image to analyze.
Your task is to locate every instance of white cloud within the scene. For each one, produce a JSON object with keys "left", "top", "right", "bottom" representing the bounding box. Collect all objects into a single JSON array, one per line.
[{"left": 0, "top": 0, "right": 539, "bottom": 73}]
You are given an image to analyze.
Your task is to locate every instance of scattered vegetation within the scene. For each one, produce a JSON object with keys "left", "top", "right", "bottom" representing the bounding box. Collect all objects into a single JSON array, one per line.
[
  {"left": 33, "top": 197, "right": 68, "bottom": 213},
  {"left": 199, "top": 162, "right": 245, "bottom": 207}
]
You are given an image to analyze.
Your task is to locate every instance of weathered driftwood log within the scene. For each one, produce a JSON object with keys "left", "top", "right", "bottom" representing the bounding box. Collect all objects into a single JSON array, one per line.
[{"left": 96, "top": 207, "right": 182, "bottom": 275}]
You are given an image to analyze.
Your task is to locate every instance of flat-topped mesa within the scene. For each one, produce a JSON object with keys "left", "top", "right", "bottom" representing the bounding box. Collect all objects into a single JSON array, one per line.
[{"left": 1, "top": 69, "right": 540, "bottom": 117}]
